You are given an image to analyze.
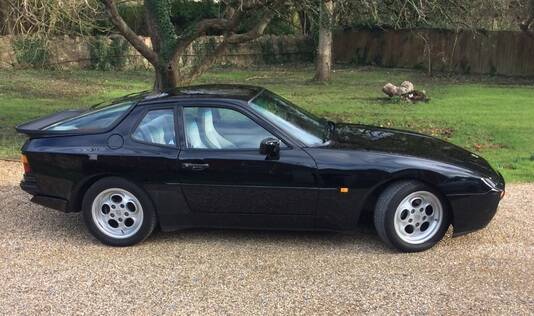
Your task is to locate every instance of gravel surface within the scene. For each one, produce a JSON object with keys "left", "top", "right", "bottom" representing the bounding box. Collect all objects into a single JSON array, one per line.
[{"left": 0, "top": 160, "right": 533, "bottom": 315}]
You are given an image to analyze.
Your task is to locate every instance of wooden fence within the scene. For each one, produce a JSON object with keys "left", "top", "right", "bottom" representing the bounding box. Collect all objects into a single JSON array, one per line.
[{"left": 334, "top": 29, "right": 534, "bottom": 77}]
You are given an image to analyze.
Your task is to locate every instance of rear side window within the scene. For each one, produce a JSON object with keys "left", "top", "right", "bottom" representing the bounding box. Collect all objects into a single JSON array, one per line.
[
  {"left": 46, "top": 101, "right": 134, "bottom": 131},
  {"left": 132, "top": 109, "right": 176, "bottom": 146}
]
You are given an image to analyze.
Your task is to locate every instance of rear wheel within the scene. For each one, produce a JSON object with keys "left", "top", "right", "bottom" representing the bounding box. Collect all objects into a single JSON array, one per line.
[
  {"left": 82, "top": 177, "right": 156, "bottom": 246},
  {"left": 374, "top": 181, "right": 449, "bottom": 252}
]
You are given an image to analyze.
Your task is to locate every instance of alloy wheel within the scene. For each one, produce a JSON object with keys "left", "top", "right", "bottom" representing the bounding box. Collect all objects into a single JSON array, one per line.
[
  {"left": 91, "top": 188, "right": 144, "bottom": 239},
  {"left": 393, "top": 191, "right": 443, "bottom": 244}
]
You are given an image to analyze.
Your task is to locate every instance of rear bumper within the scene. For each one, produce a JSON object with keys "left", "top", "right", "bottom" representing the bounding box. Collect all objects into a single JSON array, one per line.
[
  {"left": 20, "top": 174, "right": 39, "bottom": 195},
  {"left": 20, "top": 174, "right": 68, "bottom": 212},
  {"left": 30, "top": 195, "right": 68, "bottom": 212},
  {"left": 448, "top": 190, "right": 503, "bottom": 237}
]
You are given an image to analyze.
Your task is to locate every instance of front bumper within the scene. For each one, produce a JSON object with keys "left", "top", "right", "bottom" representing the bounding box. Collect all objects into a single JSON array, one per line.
[
  {"left": 448, "top": 189, "right": 503, "bottom": 237},
  {"left": 20, "top": 174, "right": 68, "bottom": 212}
]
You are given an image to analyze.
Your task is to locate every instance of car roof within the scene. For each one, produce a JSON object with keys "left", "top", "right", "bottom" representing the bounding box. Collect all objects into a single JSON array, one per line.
[{"left": 136, "top": 84, "right": 264, "bottom": 105}]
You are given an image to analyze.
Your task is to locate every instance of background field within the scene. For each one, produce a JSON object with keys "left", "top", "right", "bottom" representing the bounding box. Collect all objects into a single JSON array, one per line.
[{"left": 1, "top": 66, "right": 533, "bottom": 182}]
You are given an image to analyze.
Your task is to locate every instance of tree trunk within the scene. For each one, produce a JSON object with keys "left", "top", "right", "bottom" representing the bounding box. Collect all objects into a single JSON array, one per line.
[
  {"left": 144, "top": 0, "right": 181, "bottom": 92},
  {"left": 314, "top": 0, "right": 334, "bottom": 82},
  {"left": 298, "top": 10, "right": 311, "bottom": 36},
  {"left": 153, "top": 63, "right": 178, "bottom": 92}
]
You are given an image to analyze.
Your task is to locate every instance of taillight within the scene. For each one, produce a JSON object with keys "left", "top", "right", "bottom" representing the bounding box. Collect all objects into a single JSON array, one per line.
[{"left": 21, "top": 154, "right": 31, "bottom": 174}]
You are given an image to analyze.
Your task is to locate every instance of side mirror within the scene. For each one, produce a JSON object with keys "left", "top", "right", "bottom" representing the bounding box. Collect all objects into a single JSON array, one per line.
[{"left": 260, "top": 138, "right": 280, "bottom": 160}]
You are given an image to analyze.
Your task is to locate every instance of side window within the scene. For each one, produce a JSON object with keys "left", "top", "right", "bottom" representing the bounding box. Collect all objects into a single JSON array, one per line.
[
  {"left": 183, "top": 107, "right": 277, "bottom": 149},
  {"left": 132, "top": 109, "right": 176, "bottom": 146}
]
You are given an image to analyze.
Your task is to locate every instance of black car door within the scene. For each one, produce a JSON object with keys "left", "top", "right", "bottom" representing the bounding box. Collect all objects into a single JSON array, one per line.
[{"left": 177, "top": 103, "right": 318, "bottom": 216}]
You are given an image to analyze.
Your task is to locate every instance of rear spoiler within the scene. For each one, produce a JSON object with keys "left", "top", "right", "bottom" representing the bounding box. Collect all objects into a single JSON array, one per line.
[{"left": 15, "top": 109, "right": 83, "bottom": 136}]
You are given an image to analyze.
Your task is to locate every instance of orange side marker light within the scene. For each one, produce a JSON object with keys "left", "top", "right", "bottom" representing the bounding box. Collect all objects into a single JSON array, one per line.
[{"left": 340, "top": 187, "right": 349, "bottom": 193}]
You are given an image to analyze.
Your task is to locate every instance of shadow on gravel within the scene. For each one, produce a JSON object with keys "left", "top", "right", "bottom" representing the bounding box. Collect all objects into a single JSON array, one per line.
[
  {"left": 145, "top": 216, "right": 391, "bottom": 254},
  {"left": 147, "top": 228, "right": 391, "bottom": 253},
  {"left": 2, "top": 184, "right": 391, "bottom": 253}
]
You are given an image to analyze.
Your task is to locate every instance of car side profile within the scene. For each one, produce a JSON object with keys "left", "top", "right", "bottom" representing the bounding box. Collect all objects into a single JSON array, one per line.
[{"left": 17, "top": 85, "right": 505, "bottom": 252}]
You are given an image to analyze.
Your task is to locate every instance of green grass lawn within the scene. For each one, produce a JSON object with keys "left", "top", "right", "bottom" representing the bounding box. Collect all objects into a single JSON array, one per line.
[{"left": 1, "top": 66, "right": 533, "bottom": 182}]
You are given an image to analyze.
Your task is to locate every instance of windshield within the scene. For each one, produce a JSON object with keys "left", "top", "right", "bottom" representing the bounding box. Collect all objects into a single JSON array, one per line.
[
  {"left": 250, "top": 90, "right": 327, "bottom": 146},
  {"left": 45, "top": 101, "right": 134, "bottom": 131}
]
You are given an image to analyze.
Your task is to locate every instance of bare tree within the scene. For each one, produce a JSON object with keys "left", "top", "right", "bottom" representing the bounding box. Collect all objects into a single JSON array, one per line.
[
  {"left": 102, "top": 0, "right": 284, "bottom": 91},
  {"left": 3, "top": 0, "right": 105, "bottom": 38}
]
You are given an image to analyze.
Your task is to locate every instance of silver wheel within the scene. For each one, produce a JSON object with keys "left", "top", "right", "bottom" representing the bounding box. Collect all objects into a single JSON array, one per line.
[
  {"left": 393, "top": 191, "right": 443, "bottom": 244},
  {"left": 91, "top": 188, "right": 144, "bottom": 239}
]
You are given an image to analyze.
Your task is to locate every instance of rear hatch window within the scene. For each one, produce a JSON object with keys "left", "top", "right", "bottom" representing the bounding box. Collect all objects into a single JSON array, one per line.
[{"left": 45, "top": 101, "right": 134, "bottom": 132}]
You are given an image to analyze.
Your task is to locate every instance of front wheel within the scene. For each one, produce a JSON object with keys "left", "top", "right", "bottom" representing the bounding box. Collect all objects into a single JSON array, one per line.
[
  {"left": 374, "top": 181, "right": 449, "bottom": 252},
  {"left": 82, "top": 177, "right": 157, "bottom": 246}
]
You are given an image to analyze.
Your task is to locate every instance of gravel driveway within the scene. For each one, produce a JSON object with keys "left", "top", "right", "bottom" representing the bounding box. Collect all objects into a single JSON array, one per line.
[{"left": 0, "top": 160, "right": 532, "bottom": 315}]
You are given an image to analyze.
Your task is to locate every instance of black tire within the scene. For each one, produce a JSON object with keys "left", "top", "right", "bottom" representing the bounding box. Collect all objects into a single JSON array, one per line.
[
  {"left": 82, "top": 177, "right": 157, "bottom": 246},
  {"left": 374, "top": 180, "right": 449, "bottom": 252}
]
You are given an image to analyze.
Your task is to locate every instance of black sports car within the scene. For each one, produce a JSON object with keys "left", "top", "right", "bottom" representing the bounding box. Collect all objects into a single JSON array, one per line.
[{"left": 16, "top": 85, "right": 505, "bottom": 252}]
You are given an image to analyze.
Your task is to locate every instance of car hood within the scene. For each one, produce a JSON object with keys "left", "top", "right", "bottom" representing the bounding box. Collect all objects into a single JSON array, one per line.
[{"left": 324, "top": 123, "right": 497, "bottom": 177}]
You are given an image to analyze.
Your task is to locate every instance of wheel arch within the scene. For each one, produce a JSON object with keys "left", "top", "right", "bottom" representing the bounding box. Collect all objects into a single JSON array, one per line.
[
  {"left": 359, "top": 170, "right": 453, "bottom": 224},
  {"left": 69, "top": 173, "right": 116, "bottom": 212},
  {"left": 69, "top": 174, "right": 156, "bottom": 214}
]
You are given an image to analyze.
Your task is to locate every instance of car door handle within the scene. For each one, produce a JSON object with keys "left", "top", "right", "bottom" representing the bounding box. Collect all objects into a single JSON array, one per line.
[{"left": 182, "top": 163, "right": 210, "bottom": 171}]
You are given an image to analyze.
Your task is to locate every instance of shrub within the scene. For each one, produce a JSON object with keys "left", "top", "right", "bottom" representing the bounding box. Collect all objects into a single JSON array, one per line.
[
  {"left": 89, "top": 36, "right": 129, "bottom": 71},
  {"left": 109, "top": 37, "right": 130, "bottom": 70},
  {"left": 12, "top": 37, "right": 50, "bottom": 68},
  {"left": 89, "top": 37, "right": 110, "bottom": 70}
]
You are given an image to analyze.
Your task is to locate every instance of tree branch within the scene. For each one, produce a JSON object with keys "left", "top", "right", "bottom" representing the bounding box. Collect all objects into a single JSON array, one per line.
[
  {"left": 171, "top": 0, "right": 281, "bottom": 65},
  {"left": 182, "top": 6, "right": 276, "bottom": 84},
  {"left": 170, "top": 3, "right": 248, "bottom": 63},
  {"left": 225, "top": 9, "right": 276, "bottom": 44},
  {"left": 101, "top": 0, "right": 158, "bottom": 65},
  {"left": 171, "top": 18, "right": 232, "bottom": 63}
]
